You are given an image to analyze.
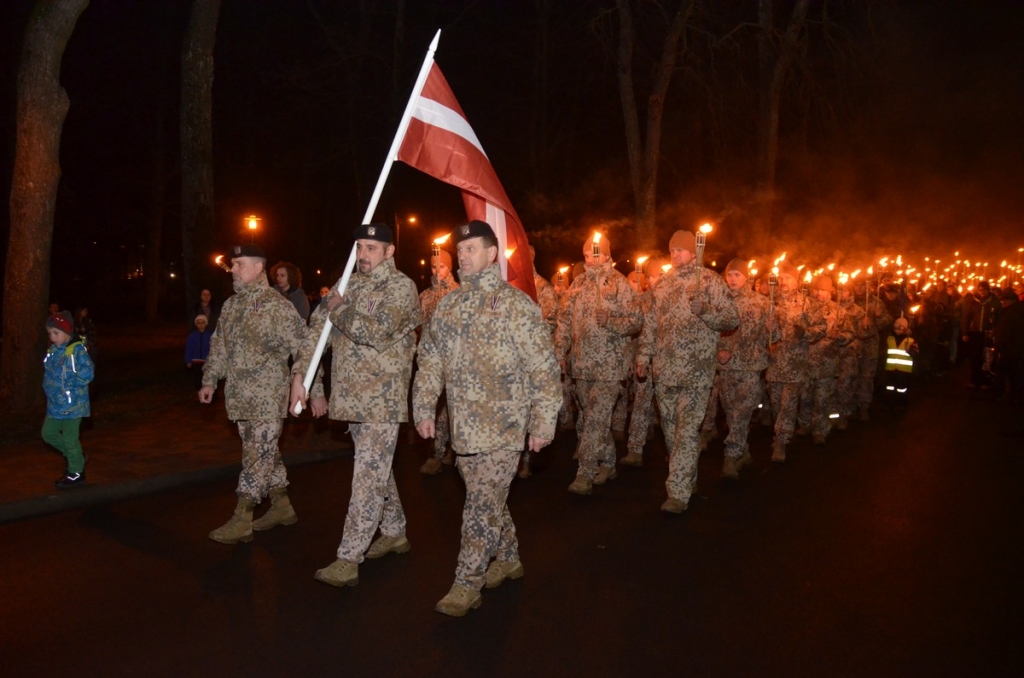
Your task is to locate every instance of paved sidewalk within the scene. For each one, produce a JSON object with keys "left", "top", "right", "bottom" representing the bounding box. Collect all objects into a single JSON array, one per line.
[{"left": 0, "top": 321, "right": 426, "bottom": 524}]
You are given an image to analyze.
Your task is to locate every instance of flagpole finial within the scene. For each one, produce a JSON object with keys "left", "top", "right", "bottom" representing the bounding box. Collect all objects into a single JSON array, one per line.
[{"left": 429, "top": 29, "right": 441, "bottom": 53}]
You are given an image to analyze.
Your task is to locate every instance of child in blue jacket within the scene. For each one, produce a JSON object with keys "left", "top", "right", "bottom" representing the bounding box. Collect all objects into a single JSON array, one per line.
[
  {"left": 184, "top": 314, "right": 213, "bottom": 389},
  {"left": 42, "top": 311, "right": 94, "bottom": 488}
]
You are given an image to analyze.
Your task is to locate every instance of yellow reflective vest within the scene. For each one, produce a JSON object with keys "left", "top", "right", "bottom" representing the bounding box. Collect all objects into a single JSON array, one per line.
[{"left": 885, "top": 335, "right": 915, "bottom": 373}]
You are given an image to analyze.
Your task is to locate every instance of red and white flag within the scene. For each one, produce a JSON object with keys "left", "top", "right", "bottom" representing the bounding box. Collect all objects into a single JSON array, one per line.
[{"left": 397, "top": 63, "right": 537, "bottom": 301}]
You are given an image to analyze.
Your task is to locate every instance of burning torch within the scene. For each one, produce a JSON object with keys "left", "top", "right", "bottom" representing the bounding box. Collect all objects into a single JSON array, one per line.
[
  {"left": 695, "top": 223, "right": 712, "bottom": 295},
  {"left": 557, "top": 266, "right": 569, "bottom": 287},
  {"left": 214, "top": 255, "right": 231, "bottom": 272}
]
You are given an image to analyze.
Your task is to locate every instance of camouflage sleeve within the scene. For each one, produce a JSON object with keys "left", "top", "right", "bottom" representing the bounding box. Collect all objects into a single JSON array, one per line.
[
  {"left": 412, "top": 315, "right": 443, "bottom": 424},
  {"left": 802, "top": 298, "right": 828, "bottom": 343},
  {"left": 837, "top": 309, "right": 857, "bottom": 345},
  {"left": 637, "top": 292, "right": 658, "bottom": 366},
  {"left": 552, "top": 290, "right": 572, "bottom": 360},
  {"left": 606, "top": 278, "right": 642, "bottom": 337},
  {"left": 330, "top": 278, "right": 422, "bottom": 353},
  {"left": 700, "top": 274, "right": 740, "bottom": 332},
  {"left": 508, "top": 295, "right": 561, "bottom": 440},
  {"left": 537, "top": 281, "right": 558, "bottom": 329},
  {"left": 202, "top": 301, "right": 229, "bottom": 388}
]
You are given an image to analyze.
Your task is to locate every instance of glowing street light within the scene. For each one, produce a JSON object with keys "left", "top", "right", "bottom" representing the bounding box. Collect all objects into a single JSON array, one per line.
[{"left": 244, "top": 214, "right": 261, "bottom": 243}]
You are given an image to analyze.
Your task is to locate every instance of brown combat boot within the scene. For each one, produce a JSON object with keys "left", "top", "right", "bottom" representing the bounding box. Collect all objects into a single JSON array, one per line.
[
  {"left": 314, "top": 559, "right": 358, "bottom": 587},
  {"left": 660, "top": 497, "right": 688, "bottom": 513},
  {"left": 435, "top": 584, "right": 482, "bottom": 617},
  {"left": 441, "top": 447, "right": 455, "bottom": 465},
  {"left": 517, "top": 455, "right": 532, "bottom": 479},
  {"left": 484, "top": 559, "right": 524, "bottom": 589},
  {"left": 365, "top": 533, "right": 411, "bottom": 559},
  {"left": 252, "top": 488, "right": 298, "bottom": 531},
  {"left": 619, "top": 452, "right": 643, "bottom": 467},
  {"left": 208, "top": 497, "right": 256, "bottom": 544},
  {"left": 593, "top": 466, "right": 617, "bottom": 485},
  {"left": 567, "top": 476, "right": 593, "bottom": 495},
  {"left": 771, "top": 440, "right": 787, "bottom": 463}
]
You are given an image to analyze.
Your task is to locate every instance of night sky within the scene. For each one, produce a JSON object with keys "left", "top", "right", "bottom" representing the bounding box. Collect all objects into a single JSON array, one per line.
[{"left": 1, "top": 0, "right": 1023, "bottom": 315}]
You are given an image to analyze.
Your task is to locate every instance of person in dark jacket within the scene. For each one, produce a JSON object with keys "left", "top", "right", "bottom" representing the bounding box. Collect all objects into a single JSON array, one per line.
[
  {"left": 270, "top": 261, "right": 310, "bottom": 322},
  {"left": 184, "top": 314, "right": 213, "bottom": 390},
  {"left": 42, "top": 311, "right": 94, "bottom": 489}
]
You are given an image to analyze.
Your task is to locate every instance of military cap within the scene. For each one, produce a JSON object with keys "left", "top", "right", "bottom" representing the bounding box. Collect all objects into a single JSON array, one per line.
[
  {"left": 230, "top": 244, "right": 266, "bottom": 259},
  {"left": 724, "top": 258, "right": 748, "bottom": 276},
  {"left": 453, "top": 220, "right": 495, "bottom": 244},
  {"left": 669, "top": 230, "right": 696, "bottom": 253},
  {"left": 432, "top": 249, "right": 453, "bottom": 269},
  {"left": 354, "top": 223, "right": 393, "bottom": 243}
]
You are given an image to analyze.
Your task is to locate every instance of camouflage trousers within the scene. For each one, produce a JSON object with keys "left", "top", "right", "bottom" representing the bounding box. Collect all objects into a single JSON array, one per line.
[
  {"left": 656, "top": 375, "right": 713, "bottom": 503},
  {"left": 454, "top": 447, "right": 521, "bottom": 591},
  {"left": 836, "top": 354, "right": 859, "bottom": 417},
  {"left": 611, "top": 381, "right": 628, "bottom": 432},
  {"left": 236, "top": 419, "right": 288, "bottom": 502},
  {"left": 798, "top": 376, "right": 838, "bottom": 438},
  {"left": 558, "top": 373, "right": 575, "bottom": 428},
  {"left": 574, "top": 379, "right": 621, "bottom": 480},
  {"left": 768, "top": 380, "right": 803, "bottom": 445},
  {"left": 700, "top": 379, "right": 721, "bottom": 434},
  {"left": 431, "top": 394, "right": 451, "bottom": 458},
  {"left": 855, "top": 347, "right": 879, "bottom": 408},
  {"left": 627, "top": 374, "right": 654, "bottom": 456},
  {"left": 716, "top": 370, "right": 762, "bottom": 459},
  {"left": 336, "top": 423, "right": 406, "bottom": 563}
]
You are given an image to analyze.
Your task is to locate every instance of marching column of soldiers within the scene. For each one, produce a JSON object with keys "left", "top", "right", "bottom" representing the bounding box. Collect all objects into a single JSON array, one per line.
[{"left": 200, "top": 222, "right": 960, "bottom": 618}]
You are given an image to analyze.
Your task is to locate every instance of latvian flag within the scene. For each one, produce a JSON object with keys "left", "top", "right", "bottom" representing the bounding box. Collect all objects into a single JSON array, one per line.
[{"left": 397, "top": 64, "right": 537, "bottom": 302}]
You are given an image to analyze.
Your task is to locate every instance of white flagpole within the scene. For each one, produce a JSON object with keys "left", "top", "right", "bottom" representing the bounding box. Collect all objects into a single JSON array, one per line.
[{"left": 294, "top": 29, "right": 441, "bottom": 414}]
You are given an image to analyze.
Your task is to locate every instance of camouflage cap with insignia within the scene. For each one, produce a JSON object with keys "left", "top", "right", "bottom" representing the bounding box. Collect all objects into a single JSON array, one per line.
[
  {"left": 453, "top": 220, "right": 495, "bottom": 244},
  {"left": 231, "top": 244, "right": 266, "bottom": 258},
  {"left": 353, "top": 223, "right": 393, "bottom": 243}
]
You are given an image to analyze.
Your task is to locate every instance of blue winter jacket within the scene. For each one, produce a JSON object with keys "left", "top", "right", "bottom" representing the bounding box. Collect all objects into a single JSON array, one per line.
[
  {"left": 184, "top": 328, "right": 213, "bottom": 365},
  {"left": 43, "top": 339, "right": 94, "bottom": 419}
]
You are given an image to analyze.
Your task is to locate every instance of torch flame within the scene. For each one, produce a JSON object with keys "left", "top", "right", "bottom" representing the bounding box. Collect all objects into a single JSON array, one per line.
[
  {"left": 804, "top": 271, "right": 813, "bottom": 283},
  {"left": 827, "top": 263, "right": 836, "bottom": 271},
  {"left": 750, "top": 269, "right": 758, "bottom": 276},
  {"left": 558, "top": 266, "right": 569, "bottom": 274},
  {"left": 504, "top": 248, "right": 516, "bottom": 260},
  {"left": 592, "top": 232, "right": 602, "bottom": 244},
  {"left": 868, "top": 266, "right": 874, "bottom": 275},
  {"left": 771, "top": 266, "right": 779, "bottom": 276},
  {"left": 896, "top": 255, "right": 903, "bottom": 266},
  {"left": 879, "top": 257, "right": 889, "bottom": 267},
  {"left": 839, "top": 273, "right": 849, "bottom": 285},
  {"left": 774, "top": 252, "right": 787, "bottom": 266},
  {"left": 637, "top": 255, "right": 649, "bottom": 266},
  {"left": 910, "top": 305, "right": 920, "bottom": 314},
  {"left": 433, "top": 234, "right": 451, "bottom": 245},
  {"left": 699, "top": 223, "right": 713, "bottom": 234},
  {"left": 851, "top": 269, "right": 861, "bottom": 279},
  {"left": 661, "top": 264, "right": 673, "bottom": 273}
]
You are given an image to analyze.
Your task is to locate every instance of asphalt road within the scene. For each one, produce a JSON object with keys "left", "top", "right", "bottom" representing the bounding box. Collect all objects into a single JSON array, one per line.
[{"left": 2, "top": 374, "right": 1022, "bottom": 677}]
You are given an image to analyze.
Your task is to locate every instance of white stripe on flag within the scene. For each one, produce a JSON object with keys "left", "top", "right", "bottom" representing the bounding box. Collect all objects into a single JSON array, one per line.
[
  {"left": 486, "top": 202, "right": 508, "bottom": 280},
  {"left": 411, "top": 98, "right": 487, "bottom": 158}
]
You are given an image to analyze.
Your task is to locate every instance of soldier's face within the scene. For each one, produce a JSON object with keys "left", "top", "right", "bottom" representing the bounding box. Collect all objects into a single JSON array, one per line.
[
  {"left": 779, "top": 273, "right": 798, "bottom": 293},
  {"left": 725, "top": 270, "right": 747, "bottom": 290},
  {"left": 356, "top": 239, "right": 395, "bottom": 274},
  {"left": 456, "top": 237, "right": 496, "bottom": 276},
  {"left": 431, "top": 259, "right": 451, "bottom": 281},
  {"left": 813, "top": 288, "right": 831, "bottom": 302},
  {"left": 231, "top": 257, "right": 264, "bottom": 286},
  {"left": 582, "top": 249, "right": 610, "bottom": 268},
  {"left": 670, "top": 248, "right": 694, "bottom": 268}
]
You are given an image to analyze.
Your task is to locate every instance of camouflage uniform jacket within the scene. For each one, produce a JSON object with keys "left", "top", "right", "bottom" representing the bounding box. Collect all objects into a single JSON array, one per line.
[
  {"left": 717, "top": 285, "right": 773, "bottom": 372},
  {"left": 203, "top": 274, "right": 307, "bottom": 421},
  {"left": 295, "top": 258, "right": 422, "bottom": 423},
  {"left": 419, "top": 275, "right": 459, "bottom": 324},
  {"left": 765, "top": 290, "right": 827, "bottom": 383},
  {"left": 637, "top": 262, "right": 739, "bottom": 386},
  {"left": 807, "top": 299, "right": 856, "bottom": 378},
  {"left": 554, "top": 264, "right": 641, "bottom": 381},
  {"left": 534, "top": 273, "right": 558, "bottom": 332},
  {"left": 838, "top": 298, "right": 871, "bottom": 360},
  {"left": 413, "top": 263, "right": 561, "bottom": 454}
]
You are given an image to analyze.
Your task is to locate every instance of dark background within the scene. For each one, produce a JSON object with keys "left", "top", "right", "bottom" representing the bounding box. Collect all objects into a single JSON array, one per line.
[{"left": 2, "top": 0, "right": 1023, "bottom": 320}]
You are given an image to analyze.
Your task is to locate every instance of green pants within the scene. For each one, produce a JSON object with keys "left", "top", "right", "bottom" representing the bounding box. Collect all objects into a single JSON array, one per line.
[{"left": 42, "top": 416, "right": 85, "bottom": 474}]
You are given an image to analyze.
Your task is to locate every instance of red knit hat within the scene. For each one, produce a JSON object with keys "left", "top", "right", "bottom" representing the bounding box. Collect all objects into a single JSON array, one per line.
[{"left": 46, "top": 311, "right": 73, "bottom": 336}]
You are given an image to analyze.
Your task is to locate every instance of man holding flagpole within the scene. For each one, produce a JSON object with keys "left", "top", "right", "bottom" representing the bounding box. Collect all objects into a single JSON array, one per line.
[
  {"left": 290, "top": 223, "right": 422, "bottom": 589},
  {"left": 413, "top": 220, "right": 561, "bottom": 617}
]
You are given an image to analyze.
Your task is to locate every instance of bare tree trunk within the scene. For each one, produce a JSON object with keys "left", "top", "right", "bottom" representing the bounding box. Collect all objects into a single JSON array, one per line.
[
  {"left": 616, "top": 0, "right": 691, "bottom": 250},
  {"left": 1, "top": 0, "right": 90, "bottom": 410},
  {"left": 180, "top": 0, "right": 221, "bottom": 319},
  {"left": 757, "top": 0, "right": 811, "bottom": 249}
]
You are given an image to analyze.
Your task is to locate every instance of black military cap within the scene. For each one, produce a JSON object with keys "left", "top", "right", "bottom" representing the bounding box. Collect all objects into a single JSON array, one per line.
[
  {"left": 230, "top": 244, "right": 266, "bottom": 258},
  {"left": 453, "top": 220, "right": 495, "bottom": 244},
  {"left": 353, "top": 223, "right": 393, "bottom": 243}
]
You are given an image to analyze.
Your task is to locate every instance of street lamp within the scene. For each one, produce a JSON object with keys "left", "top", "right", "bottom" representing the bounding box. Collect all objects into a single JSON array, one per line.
[{"left": 244, "top": 214, "right": 261, "bottom": 243}]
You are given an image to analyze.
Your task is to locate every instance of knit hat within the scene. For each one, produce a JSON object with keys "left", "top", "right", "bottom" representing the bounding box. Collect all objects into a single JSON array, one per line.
[
  {"left": 46, "top": 311, "right": 73, "bottom": 336},
  {"left": 194, "top": 314, "right": 209, "bottom": 327},
  {"left": 724, "top": 259, "right": 748, "bottom": 277},
  {"left": 668, "top": 230, "right": 696, "bottom": 253},
  {"left": 777, "top": 262, "right": 800, "bottom": 280},
  {"left": 432, "top": 250, "right": 453, "bottom": 269},
  {"left": 811, "top": 275, "right": 833, "bottom": 291},
  {"left": 583, "top": 233, "right": 611, "bottom": 257},
  {"left": 644, "top": 257, "right": 669, "bottom": 277},
  {"left": 353, "top": 223, "right": 393, "bottom": 243}
]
